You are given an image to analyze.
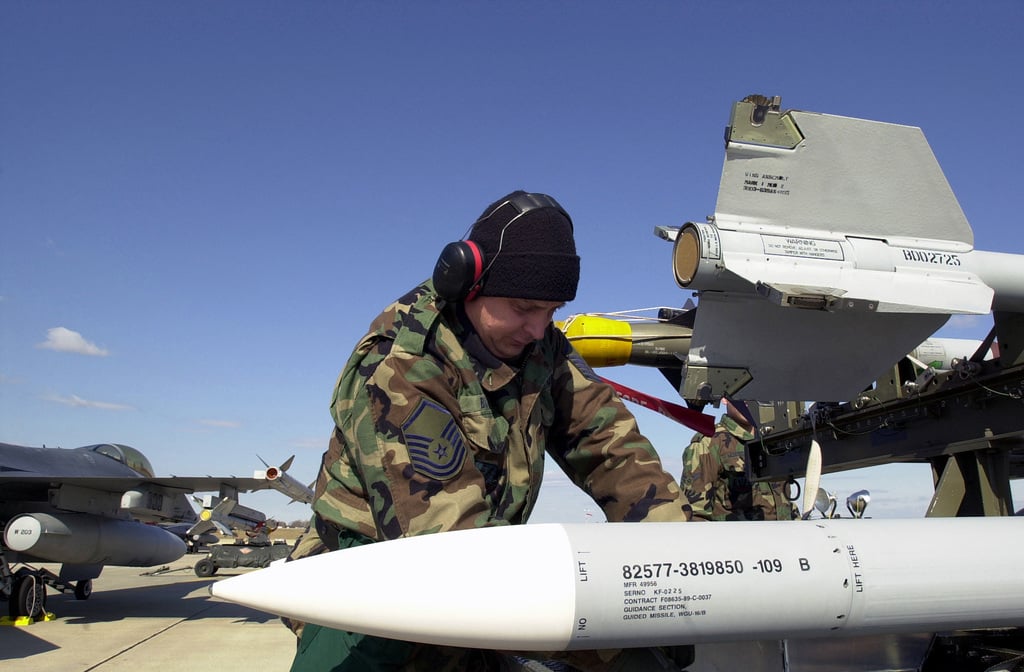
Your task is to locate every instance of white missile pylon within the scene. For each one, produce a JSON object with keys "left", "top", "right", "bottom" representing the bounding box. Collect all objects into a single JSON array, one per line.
[{"left": 210, "top": 518, "right": 1024, "bottom": 650}]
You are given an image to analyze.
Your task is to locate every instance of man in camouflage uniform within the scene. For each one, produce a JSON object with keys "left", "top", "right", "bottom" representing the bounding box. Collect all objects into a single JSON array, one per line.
[
  {"left": 681, "top": 400, "right": 797, "bottom": 521},
  {"left": 288, "top": 191, "right": 695, "bottom": 671}
]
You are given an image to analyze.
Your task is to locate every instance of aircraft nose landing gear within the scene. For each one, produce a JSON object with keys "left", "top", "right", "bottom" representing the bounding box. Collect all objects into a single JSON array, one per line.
[{"left": 8, "top": 568, "right": 48, "bottom": 620}]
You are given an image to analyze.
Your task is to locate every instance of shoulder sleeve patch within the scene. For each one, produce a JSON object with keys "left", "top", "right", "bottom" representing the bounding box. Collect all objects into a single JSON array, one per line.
[{"left": 401, "top": 399, "right": 467, "bottom": 480}]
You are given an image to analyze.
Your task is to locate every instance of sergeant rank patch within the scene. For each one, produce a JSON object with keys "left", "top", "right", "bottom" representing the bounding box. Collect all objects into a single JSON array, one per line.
[{"left": 402, "top": 399, "right": 467, "bottom": 480}]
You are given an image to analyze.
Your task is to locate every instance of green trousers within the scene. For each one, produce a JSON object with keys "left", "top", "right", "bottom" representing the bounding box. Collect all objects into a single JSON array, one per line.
[
  {"left": 291, "top": 625, "right": 413, "bottom": 671},
  {"left": 290, "top": 624, "right": 509, "bottom": 671}
]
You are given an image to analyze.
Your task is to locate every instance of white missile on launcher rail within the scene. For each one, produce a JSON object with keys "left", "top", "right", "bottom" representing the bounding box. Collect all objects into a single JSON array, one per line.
[
  {"left": 668, "top": 221, "right": 1024, "bottom": 317},
  {"left": 253, "top": 454, "right": 314, "bottom": 504},
  {"left": 657, "top": 95, "right": 1024, "bottom": 403},
  {"left": 905, "top": 337, "right": 991, "bottom": 371},
  {"left": 193, "top": 496, "right": 268, "bottom": 535},
  {"left": 211, "top": 518, "right": 1024, "bottom": 651}
]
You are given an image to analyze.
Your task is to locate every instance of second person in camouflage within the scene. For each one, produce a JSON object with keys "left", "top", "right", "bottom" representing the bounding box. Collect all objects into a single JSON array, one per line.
[{"left": 681, "top": 399, "right": 798, "bottom": 521}]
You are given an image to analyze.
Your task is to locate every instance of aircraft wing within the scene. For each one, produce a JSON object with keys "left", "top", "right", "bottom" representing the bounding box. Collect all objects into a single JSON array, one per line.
[
  {"left": 0, "top": 442, "right": 301, "bottom": 518},
  {"left": 0, "top": 441, "right": 302, "bottom": 617},
  {"left": 0, "top": 441, "right": 309, "bottom": 563},
  {"left": 0, "top": 473, "right": 273, "bottom": 493}
]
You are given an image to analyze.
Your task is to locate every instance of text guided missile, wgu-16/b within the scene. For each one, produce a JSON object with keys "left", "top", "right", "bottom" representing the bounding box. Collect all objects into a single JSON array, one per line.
[{"left": 210, "top": 518, "right": 1024, "bottom": 651}]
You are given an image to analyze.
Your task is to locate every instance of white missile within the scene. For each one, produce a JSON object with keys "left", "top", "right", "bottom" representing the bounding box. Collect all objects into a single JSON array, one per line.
[
  {"left": 669, "top": 220, "right": 1024, "bottom": 316},
  {"left": 654, "top": 96, "right": 1024, "bottom": 402},
  {"left": 908, "top": 337, "right": 990, "bottom": 371},
  {"left": 193, "top": 496, "right": 267, "bottom": 535},
  {"left": 253, "top": 454, "right": 314, "bottom": 504},
  {"left": 210, "top": 518, "right": 1024, "bottom": 650}
]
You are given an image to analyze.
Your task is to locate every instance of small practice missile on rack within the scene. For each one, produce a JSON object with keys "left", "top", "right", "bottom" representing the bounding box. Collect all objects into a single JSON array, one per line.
[
  {"left": 558, "top": 313, "right": 692, "bottom": 368},
  {"left": 254, "top": 454, "right": 314, "bottom": 504},
  {"left": 211, "top": 517, "right": 1024, "bottom": 651},
  {"left": 558, "top": 313, "right": 989, "bottom": 374}
]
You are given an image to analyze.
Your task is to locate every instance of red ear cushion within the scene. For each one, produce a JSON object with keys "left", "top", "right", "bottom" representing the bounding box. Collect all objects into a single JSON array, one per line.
[
  {"left": 463, "top": 240, "right": 486, "bottom": 301},
  {"left": 465, "top": 240, "right": 484, "bottom": 282}
]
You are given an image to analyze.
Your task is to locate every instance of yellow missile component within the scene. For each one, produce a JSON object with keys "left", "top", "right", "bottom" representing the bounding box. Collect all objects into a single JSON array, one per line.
[
  {"left": 557, "top": 313, "right": 692, "bottom": 368},
  {"left": 557, "top": 315, "right": 632, "bottom": 367}
]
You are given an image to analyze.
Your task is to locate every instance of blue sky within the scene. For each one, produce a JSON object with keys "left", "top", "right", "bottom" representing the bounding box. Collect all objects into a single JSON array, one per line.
[{"left": 2, "top": 2, "right": 1022, "bottom": 523}]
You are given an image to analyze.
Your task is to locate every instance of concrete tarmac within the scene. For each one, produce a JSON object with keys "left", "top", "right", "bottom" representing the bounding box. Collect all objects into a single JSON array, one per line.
[{"left": 0, "top": 558, "right": 297, "bottom": 672}]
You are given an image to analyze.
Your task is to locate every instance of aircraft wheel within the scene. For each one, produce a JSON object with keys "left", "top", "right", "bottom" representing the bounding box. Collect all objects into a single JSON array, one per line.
[
  {"left": 9, "top": 573, "right": 47, "bottom": 619},
  {"left": 74, "top": 579, "right": 93, "bottom": 600},
  {"left": 194, "top": 558, "right": 217, "bottom": 578}
]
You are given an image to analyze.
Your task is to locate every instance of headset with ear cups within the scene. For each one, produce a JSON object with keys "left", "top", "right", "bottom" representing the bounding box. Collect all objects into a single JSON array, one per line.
[{"left": 432, "top": 192, "right": 572, "bottom": 302}]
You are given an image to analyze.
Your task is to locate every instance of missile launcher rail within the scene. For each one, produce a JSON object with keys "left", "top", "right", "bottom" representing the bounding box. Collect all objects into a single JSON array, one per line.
[
  {"left": 748, "top": 312, "right": 1024, "bottom": 518},
  {"left": 740, "top": 308, "right": 1024, "bottom": 670}
]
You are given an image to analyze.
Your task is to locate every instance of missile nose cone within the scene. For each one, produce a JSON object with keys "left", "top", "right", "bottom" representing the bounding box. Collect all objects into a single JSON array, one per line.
[{"left": 210, "top": 524, "right": 578, "bottom": 650}]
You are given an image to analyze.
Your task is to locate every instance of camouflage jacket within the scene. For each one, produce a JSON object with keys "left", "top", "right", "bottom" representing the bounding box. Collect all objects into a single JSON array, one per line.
[
  {"left": 305, "top": 281, "right": 691, "bottom": 545},
  {"left": 681, "top": 416, "right": 797, "bottom": 521}
]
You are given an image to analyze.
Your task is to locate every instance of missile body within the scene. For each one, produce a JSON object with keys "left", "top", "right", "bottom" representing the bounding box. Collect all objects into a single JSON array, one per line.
[
  {"left": 254, "top": 463, "right": 314, "bottom": 504},
  {"left": 195, "top": 498, "right": 267, "bottom": 535},
  {"left": 908, "top": 337, "right": 988, "bottom": 370},
  {"left": 558, "top": 314, "right": 691, "bottom": 368},
  {"left": 211, "top": 518, "right": 1024, "bottom": 650},
  {"left": 559, "top": 312, "right": 988, "bottom": 373}
]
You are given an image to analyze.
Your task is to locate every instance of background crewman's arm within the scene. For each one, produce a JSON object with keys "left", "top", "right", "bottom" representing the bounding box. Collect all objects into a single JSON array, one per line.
[{"left": 681, "top": 436, "right": 716, "bottom": 521}]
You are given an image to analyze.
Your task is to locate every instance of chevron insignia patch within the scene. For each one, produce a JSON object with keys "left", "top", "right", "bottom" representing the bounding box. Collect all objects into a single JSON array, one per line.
[{"left": 402, "top": 399, "right": 467, "bottom": 480}]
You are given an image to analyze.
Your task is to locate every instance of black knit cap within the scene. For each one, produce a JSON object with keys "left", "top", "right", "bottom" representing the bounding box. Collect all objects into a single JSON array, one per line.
[{"left": 468, "top": 190, "right": 580, "bottom": 302}]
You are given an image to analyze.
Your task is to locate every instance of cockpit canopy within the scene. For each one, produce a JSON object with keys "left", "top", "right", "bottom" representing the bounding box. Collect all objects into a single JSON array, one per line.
[{"left": 86, "top": 443, "right": 155, "bottom": 478}]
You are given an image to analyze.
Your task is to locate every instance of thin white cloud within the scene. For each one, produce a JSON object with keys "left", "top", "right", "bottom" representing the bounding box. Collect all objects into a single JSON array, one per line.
[
  {"left": 45, "top": 236, "right": 66, "bottom": 257},
  {"left": 46, "top": 394, "right": 134, "bottom": 411},
  {"left": 36, "top": 327, "right": 109, "bottom": 356},
  {"left": 198, "top": 419, "right": 241, "bottom": 428}
]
